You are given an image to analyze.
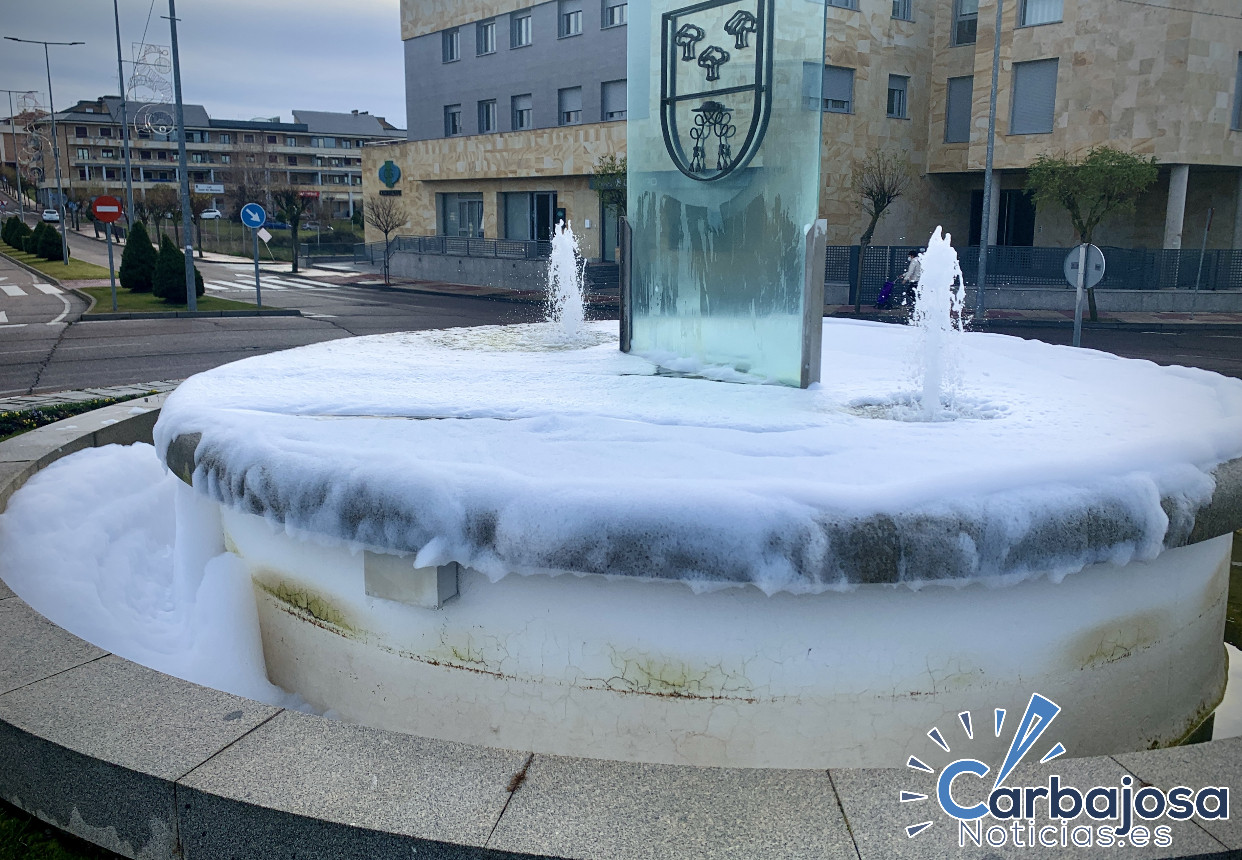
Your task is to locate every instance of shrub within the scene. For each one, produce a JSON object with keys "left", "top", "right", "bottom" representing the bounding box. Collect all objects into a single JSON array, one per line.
[
  {"left": 119, "top": 221, "right": 157, "bottom": 293},
  {"left": 6, "top": 218, "right": 32, "bottom": 250},
  {"left": 152, "top": 233, "right": 204, "bottom": 302},
  {"left": 38, "top": 222, "right": 68, "bottom": 261},
  {"left": 24, "top": 222, "right": 46, "bottom": 255}
]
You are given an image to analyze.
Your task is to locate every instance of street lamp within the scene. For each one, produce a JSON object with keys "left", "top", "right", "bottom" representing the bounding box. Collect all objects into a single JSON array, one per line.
[
  {"left": 0, "top": 88, "right": 37, "bottom": 221},
  {"left": 4, "top": 36, "right": 84, "bottom": 267},
  {"left": 112, "top": 0, "right": 136, "bottom": 228},
  {"left": 974, "top": 0, "right": 1004, "bottom": 320}
]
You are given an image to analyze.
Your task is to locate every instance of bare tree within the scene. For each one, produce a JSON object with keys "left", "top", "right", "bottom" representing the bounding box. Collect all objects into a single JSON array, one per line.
[
  {"left": 270, "top": 186, "right": 316, "bottom": 273},
  {"left": 188, "top": 193, "right": 212, "bottom": 259},
  {"left": 364, "top": 195, "right": 409, "bottom": 286},
  {"left": 851, "top": 147, "right": 911, "bottom": 312},
  {"left": 145, "top": 185, "right": 180, "bottom": 245}
]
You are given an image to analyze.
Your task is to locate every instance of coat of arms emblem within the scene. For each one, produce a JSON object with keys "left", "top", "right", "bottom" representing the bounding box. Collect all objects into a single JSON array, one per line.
[{"left": 660, "top": 0, "right": 774, "bottom": 182}]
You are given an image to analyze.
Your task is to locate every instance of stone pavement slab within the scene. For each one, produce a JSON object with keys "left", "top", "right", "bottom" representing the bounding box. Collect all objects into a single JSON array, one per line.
[
  {"left": 831, "top": 755, "right": 1229, "bottom": 860},
  {"left": 1114, "top": 739, "right": 1242, "bottom": 851},
  {"left": 0, "top": 655, "right": 279, "bottom": 860},
  {"left": 487, "top": 754, "right": 856, "bottom": 860},
  {"left": 177, "top": 709, "right": 527, "bottom": 858},
  {"left": 0, "top": 599, "right": 105, "bottom": 696}
]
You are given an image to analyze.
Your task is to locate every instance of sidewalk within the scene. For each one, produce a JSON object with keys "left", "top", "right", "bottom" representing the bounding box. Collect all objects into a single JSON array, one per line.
[{"left": 0, "top": 380, "right": 182, "bottom": 414}]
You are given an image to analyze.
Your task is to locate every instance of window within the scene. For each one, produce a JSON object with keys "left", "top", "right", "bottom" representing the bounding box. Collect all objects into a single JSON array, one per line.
[
  {"left": 1019, "top": 0, "right": 1061, "bottom": 26},
  {"left": 442, "top": 28, "right": 460, "bottom": 62},
  {"left": 287, "top": 155, "right": 298, "bottom": 166},
  {"left": 559, "top": 1, "right": 583, "bottom": 36},
  {"left": 477, "top": 20, "right": 496, "bottom": 54},
  {"left": 267, "top": 135, "right": 277, "bottom": 144},
  {"left": 503, "top": 190, "right": 557, "bottom": 240},
  {"left": 220, "top": 154, "right": 231, "bottom": 164},
  {"left": 892, "top": 0, "right": 912, "bottom": 19},
  {"left": 76, "top": 147, "right": 90, "bottom": 159},
  {"left": 1010, "top": 58, "right": 1058, "bottom": 134},
  {"left": 99, "top": 126, "right": 113, "bottom": 138},
  {"left": 1234, "top": 54, "right": 1242, "bottom": 131},
  {"left": 945, "top": 75, "right": 973, "bottom": 142},
  {"left": 603, "top": 1, "right": 627, "bottom": 26},
  {"left": 140, "top": 150, "right": 151, "bottom": 161},
  {"left": 190, "top": 152, "right": 206, "bottom": 163},
  {"left": 219, "top": 133, "right": 231, "bottom": 144},
  {"left": 438, "top": 192, "right": 484, "bottom": 237},
  {"left": 602, "top": 80, "right": 627, "bottom": 120},
  {"left": 822, "top": 65, "right": 854, "bottom": 113},
  {"left": 478, "top": 100, "right": 497, "bottom": 133},
  {"left": 953, "top": 0, "right": 978, "bottom": 46},
  {"left": 512, "top": 94, "right": 533, "bottom": 130},
  {"left": 827, "top": 0, "right": 857, "bottom": 8},
  {"left": 74, "top": 126, "right": 87, "bottom": 138},
  {"left": 511, "top": 11, "right": 532, "bottom": 47},
  {"left": 268, "top": 154, "right": 278, "bottom": 163},
  {"left": 102, "top": 148, "right": 115, "bottom": 159},
  {"left": 78, "top": 168, "right": 88, "bottom": 180},
  {"left": 243, "top": 133, "right": 255, "bottom": 143},
  {"left": 558, "top": 87, "right": 582, "bottom": 124},
  {"left": 286, "top": 136, "right": 297, "bottom": 146},
  {"left": 157, "top": 150, "right": 168, "bottom": 160},
  {"left": 887, "top": 75, "right": 909, "bottom": 118},
  {"left": 445, "top": 104, "right": 463, "bottom": 136}
]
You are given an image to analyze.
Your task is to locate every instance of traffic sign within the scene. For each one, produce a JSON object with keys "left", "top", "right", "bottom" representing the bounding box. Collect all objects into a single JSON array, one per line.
[
  {"left": 92, "top": 196, "right": 123, "bottom": 223},
  {"left": 241, "top": 203, "right": 267, "bottom": 229},
  {"left": 1064, "top": 244, "right": 1105, "bottom": 290}
]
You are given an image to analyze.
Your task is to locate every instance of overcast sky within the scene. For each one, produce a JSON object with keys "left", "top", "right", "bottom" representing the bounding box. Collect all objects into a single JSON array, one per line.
[{"left": 0, "top": 0, "right": 407, "bottom": 128}]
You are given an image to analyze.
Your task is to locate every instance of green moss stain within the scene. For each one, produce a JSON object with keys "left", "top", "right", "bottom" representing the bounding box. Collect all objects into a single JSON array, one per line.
[
  {"left": 1068, "top": 611, "right": 1166, "bottom": 671},
  {"left": 1225, "top": 531, "right": 1242, "bottom": 648},
  {"left": 601, "top": 651, "right": 755, "bottom": 700},
  {"left": 256, "top": 578, "right": 355, "bottom": 634}
]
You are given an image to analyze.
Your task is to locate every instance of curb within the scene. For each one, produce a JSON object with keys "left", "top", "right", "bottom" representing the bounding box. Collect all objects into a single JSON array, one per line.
[
  {"left": 0, "top": 404, "right": 1239, "bottom": 860},
  {"left": 81, "top": 308, "right": 303, "bottom": 321}
]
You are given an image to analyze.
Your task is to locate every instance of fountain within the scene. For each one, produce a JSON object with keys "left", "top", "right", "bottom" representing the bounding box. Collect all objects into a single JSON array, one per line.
[
  {"left": 544, "top": 220, "right": 587, "bottom": 337},
  {"left": 3, "top": 0, "right": 1241, "bottom": 780}
]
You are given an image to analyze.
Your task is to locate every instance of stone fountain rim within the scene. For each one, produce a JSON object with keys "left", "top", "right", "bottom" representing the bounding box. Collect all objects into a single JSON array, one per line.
[{"left": 1, "top": 400, "right": 1240, "bottom": 859}]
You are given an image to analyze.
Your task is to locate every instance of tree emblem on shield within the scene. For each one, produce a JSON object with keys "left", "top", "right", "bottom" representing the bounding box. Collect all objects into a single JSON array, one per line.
[{"left": 661, "top": 0, "right": 773, "bottom": 182}]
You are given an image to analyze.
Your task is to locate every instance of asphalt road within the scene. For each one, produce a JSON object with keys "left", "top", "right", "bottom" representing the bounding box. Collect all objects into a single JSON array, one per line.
[{"left": 2, "top": 207, "right": 1240, "bottom": 395}]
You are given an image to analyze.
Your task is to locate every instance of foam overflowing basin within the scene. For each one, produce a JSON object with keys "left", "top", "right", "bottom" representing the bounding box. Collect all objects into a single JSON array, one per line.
[{"left": 154, "top": 319, "right": 1242, "bottom": 768}]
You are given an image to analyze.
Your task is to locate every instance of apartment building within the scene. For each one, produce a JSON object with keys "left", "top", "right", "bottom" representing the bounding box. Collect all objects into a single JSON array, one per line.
[
  {"left": 369, "top": 0, "right": 1242, "bottom": 259},
  {"left": 25, "top": 97, "right": 404, "bottom": 219}
]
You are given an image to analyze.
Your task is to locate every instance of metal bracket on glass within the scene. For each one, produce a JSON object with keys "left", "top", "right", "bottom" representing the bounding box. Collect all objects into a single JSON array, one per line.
[
  {"left": 801, "top": 220, "right": 827, "bottom": 388},
  {"left": 619, "top": 216, "right": 633, "bottom": 353}
]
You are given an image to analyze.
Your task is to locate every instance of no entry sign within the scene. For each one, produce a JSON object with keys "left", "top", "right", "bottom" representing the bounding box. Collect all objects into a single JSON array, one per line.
[{"left": 92, "top": 196, "right": 124, "bottom": 224}]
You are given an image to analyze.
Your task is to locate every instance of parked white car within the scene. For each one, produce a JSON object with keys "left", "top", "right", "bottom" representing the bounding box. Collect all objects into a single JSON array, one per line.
[
  {"left": 41, "top": 208, "right": 60, "bottom": 223},
  {"left": 199, "top": 208, "right": 223, "bottom": 220}
]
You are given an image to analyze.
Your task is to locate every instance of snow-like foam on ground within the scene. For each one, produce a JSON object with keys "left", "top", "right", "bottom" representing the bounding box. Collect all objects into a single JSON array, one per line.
[{"left": 149, "top": 319, "right": 1242, "bottom": 591}]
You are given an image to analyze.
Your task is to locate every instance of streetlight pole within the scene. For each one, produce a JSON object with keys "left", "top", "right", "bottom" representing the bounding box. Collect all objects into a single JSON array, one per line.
[
  {"left": 974, "top": 0, "right": 1004, "bottom": 321},
  {"left": 165, "top": 0, "right": 196, "bottom": 310},
  {"left": 113, "top": 0, "right": 136, "bottom": 231},
  {"left": 4, "top": 37, "right": 84, "bottom": 267},
  {"left": 1, "top": 89, "right": 33, "bottom": 220}
]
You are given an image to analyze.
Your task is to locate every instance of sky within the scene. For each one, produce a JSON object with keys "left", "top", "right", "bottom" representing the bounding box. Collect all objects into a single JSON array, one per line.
[{"left": 0, "top": 0, "right": 407, "bottom": 128}]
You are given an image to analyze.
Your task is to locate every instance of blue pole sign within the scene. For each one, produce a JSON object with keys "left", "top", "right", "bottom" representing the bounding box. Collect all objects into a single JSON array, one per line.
[{"left": 240, "top": 202, "right": 267, "bottom": 229}]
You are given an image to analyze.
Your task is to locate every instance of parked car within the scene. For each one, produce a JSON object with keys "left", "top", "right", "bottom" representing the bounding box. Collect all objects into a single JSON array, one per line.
[
  {"left": 265, "top": 219, "right": 290, "bottom": 229},
  {"left": 303, "top": 221, "right": 333, "bottom": 233},
  {"left": 41, "top": 208, "right": 60, "bottom": 223},
  {"left": 199, "top": 208, "right": 223, "bottom": 220}
]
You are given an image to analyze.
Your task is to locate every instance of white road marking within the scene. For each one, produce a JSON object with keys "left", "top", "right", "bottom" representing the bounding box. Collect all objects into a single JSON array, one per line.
[
  {"left": 205, "top": 281, "right": 239, "bottom": 290},
  {"left": 33, "top": 283, "right": 62, "bottom": 295},
  {"left": 263, "top": 278, "right": 320, "bottom": 289},
  {"left": 0, "top": 284, "right": 25, "bottom": 297},
  {"left": 0, "top": 323, "right": 26, "bottom": 329},
  {"left": 0, "top": 310, "right": 7, "bottom": 323},
  {"left": 47, "top": 291, "right": 72, "bottom": 324}
]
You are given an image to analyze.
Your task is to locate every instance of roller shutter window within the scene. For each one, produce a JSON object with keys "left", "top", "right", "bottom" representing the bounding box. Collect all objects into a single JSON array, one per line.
[
  {"left": 1010, "top": 58, "right": 1058, "bottom": 135},
  {"left": 945, "top": 75, "right": 973, "bottom": 143},
  {"left": 823, "top": 65, "right": 854, "bottom": 114}
]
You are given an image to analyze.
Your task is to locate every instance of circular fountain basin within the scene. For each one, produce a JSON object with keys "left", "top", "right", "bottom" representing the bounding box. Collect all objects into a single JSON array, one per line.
[{"left": 155, "top": 320, "right": 1242, "bottom": 768}]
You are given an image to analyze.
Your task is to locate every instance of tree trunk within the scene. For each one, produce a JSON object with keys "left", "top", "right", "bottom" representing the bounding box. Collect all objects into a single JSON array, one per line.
[
  {"left": 291, "top": 226, "right": 299, "bottom": 273},
  {"left": 195, "top": 221, "right": 203, "bottom": 259},
  {"left": 853, "top": 241, "right": 869, "bottom": 313}
]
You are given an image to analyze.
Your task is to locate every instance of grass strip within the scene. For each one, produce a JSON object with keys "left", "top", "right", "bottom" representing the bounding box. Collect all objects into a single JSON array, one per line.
[
  {"left": 0, "top": 244, "right": 112, "bottom": 280},
  {"left": 79, "top": 286, "right": 257, "bottom": 314},
  {"left": 0, "top": 800, "right": 122, "bottom": 860},
  {"left": 0, "top": 393, "right": 153, "bottom": 443}
]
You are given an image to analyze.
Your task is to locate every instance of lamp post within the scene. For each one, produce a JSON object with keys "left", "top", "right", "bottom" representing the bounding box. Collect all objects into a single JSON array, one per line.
[
  {"left": 1, "top": 88, "right": 35, "bottom": 221},
  {"left": 3, "top": 37, "right": 84, "bottom": 267},
  {"left": 113, "top": 0, "right": 136, "bottom": 230},
  {"left": 973, "top": 0, "right": 1004, "bottom": 320},
  {"left": 164, "top": 0, "right": 196, "bottom": 310}
]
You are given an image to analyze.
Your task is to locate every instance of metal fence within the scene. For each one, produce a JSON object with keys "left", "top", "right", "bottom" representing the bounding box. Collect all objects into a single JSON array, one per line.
[
  {"left": 354, "top": 235, "right": 553, "bottom": 263},
  {"left": 839, "top": 245, "right": 1242, "bottom": 306}
]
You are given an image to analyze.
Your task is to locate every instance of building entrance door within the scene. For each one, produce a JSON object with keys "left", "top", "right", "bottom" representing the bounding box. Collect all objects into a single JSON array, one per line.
[
  {"left": 534, "top": 192, "right": 557, "bottom": 241},
  {"left": 969, "top": 189, "right": 1036, "bottom": 246}
]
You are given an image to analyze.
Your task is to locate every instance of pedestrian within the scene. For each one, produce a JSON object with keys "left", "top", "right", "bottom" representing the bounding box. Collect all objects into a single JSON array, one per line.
[{"left": 898, "top": 249, "right": 922, "bottom": 305}]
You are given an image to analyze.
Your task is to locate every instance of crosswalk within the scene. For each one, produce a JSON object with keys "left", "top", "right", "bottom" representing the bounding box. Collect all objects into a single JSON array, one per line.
[
  {"left": 0, "top": 282, "right": 63, "bottom": 298},
  {"left": 204, "top": 274, "right": 342, "bottom": 293},
  {"left": 0, "top": 277, "right": 66, "bottom": 328}
]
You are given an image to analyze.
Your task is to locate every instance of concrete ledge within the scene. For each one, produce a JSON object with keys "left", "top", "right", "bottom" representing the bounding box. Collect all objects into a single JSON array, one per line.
[
  {"left": 82, "top": 308, "right": 302, "bottom": 321},
  {"left": 0, "top": 404, "right": 1239, "bottom": 859}
]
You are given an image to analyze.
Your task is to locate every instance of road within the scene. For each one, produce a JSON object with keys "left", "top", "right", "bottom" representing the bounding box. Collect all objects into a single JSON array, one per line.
[{"left": 3, "top": 204, "right": 1240, "bottom": 395}]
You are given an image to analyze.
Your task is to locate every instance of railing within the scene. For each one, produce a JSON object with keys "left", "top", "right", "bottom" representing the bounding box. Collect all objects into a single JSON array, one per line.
[
  {"left": 355, "top": 234, "right": 553, "bottom": 263},
  {"left": 842, "top": 245, "right": 1242, "bottom": 306}
]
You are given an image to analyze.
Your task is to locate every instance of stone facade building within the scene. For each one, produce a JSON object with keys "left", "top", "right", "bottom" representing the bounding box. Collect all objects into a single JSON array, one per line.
[
  {"left": 369, "top": 0, "right": 1242, "bottom": 257},
  {"left": 25, "top": 97, "right": 403, "bottom": 220}
]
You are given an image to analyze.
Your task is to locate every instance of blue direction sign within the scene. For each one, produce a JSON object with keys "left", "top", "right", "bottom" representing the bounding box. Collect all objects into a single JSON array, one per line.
[{"left": 240, "top": 203, "right": 267, "bottom": 229}]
